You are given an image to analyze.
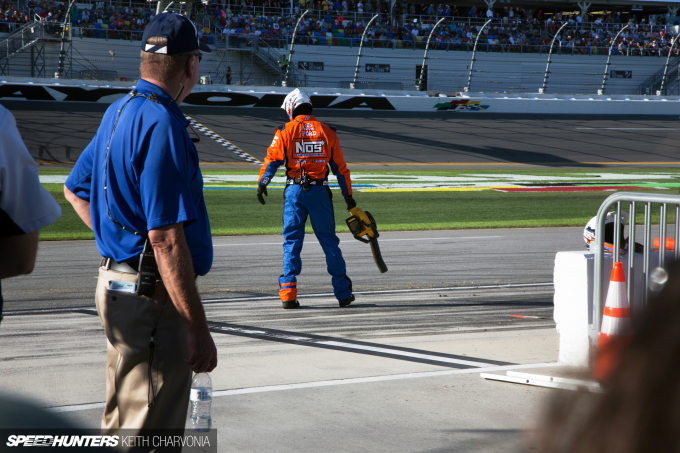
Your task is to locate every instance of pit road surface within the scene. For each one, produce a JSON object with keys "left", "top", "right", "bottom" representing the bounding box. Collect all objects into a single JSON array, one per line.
[
  {"left": 3, "top": 100, "right": 679, "bottom": 166},
  {"left": 1, "top": 228, "right": 586, "bottom": 452},
  {"left": 2, "top": 227, "right": 583, "bottom": 313}
]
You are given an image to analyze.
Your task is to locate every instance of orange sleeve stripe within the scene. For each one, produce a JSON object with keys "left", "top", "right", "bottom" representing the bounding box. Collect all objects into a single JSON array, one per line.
[{"left": 280, "top": 282, "right": 297, "bottom": 288}]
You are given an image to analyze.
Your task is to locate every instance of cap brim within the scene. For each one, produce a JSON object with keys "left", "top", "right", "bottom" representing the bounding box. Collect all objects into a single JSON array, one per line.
[{"left": 199, "top": 42, "right": 212, "bottom": 53}]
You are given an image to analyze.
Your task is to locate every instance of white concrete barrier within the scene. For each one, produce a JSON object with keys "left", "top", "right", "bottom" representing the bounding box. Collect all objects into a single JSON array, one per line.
[
  {"left": 2, "top": 76, "right": 680, "bottom": 114},
  {"left": 553, "top": 250, "right": 672, "bottom": 368}
]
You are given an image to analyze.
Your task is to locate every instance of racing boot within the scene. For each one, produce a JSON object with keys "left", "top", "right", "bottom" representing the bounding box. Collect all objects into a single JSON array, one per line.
[
  {"left": 338, "top": 276, "right": 354, "bottom": 307},
  {"left": 282, "top": 300, "right": 300, "bottom": 309},
  {"left": 338, "top": 294, "right": 355, "bottom": 307},
  {"left": 279, "top": 275, "right": 299, "bottom": 309}
]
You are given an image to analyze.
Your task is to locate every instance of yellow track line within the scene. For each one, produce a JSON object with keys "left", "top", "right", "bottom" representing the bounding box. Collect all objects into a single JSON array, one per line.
[
  {"left": 361, "top": 187, "right": 516, "bottom": 192},
  {"left": 347, "top": 161, "right": 680, "bottom": 166},
  {"left": 197, "top": 161, "right": 680, "bottom": 167},
  {"left": 37, "top": 160, "right": 680, "bottom": 167}
]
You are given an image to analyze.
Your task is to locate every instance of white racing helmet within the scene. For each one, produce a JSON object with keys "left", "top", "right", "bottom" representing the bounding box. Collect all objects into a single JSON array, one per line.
[
  {"left": 281, "top": 88, "right": 312, "bottom": 121},
  {"left": 584, "top": 211, "right": 630, "bottom": 253}
]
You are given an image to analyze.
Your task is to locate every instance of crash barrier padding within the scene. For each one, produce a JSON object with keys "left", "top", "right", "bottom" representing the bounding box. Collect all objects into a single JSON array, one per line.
[
  {"left": 2, "top": 76, "right": 680, "bottom": 114},
  {"left": 553, "top": 250, "right": 673, "bottom": 367}
]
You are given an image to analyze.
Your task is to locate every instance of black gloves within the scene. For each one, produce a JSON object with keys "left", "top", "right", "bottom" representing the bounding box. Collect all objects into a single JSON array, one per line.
[
  {"left": 344, "top": 195, "right": 356, "bottom": 211},
  {"left": 257, "top": 185, "right": 268, "bottom": 205}
]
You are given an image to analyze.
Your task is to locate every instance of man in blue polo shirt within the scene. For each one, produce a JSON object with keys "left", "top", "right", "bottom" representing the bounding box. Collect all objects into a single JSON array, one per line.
[{"left": 64, "top": 12, "right": 217, "bottom": 434}]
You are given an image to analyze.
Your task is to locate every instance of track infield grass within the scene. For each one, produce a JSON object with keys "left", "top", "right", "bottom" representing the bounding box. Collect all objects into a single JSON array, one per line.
[{"left": 39, "top": 168, "right": 680, "bottom": 240}]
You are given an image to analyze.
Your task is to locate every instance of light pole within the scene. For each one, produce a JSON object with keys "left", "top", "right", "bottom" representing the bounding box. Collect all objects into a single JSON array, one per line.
[
  {"left": 539, "top": 21, "right": 569, "bottom": 94},
  {"left": 658, "top": 33, "right": 680, "bottom": 95},
  {"left": 283, "top": 9, "right": 309, "bottom": 87},
  {"left": 598, "top": 24, "right": 629, "bottom": 95},
  {"left": 464, "top": 18, "right": 492, "bottom": 93},
  {"left": 351, "top": 14, "right": 379, "bottom": 88},
  {"left": 417, "top": 16, "right": 447, "bottom": 91},
  {"left": 55, "top": 0, "right": 76, "bottom": 79}
]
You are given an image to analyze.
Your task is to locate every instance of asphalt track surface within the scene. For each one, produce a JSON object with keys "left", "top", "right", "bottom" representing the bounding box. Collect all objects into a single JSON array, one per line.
[
  {"left": 3, "top": 227, "right": 583, "bottom": 316},
  {"left": 3, "top": 100, "right": 680, "bottom": 167},
  {"left": 1, "top": 228, "right": 581, "bottom": 452}
]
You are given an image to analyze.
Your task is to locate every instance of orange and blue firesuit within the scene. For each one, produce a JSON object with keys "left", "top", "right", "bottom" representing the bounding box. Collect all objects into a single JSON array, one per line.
[{"left": 258, "top": 114, "right": 353, "bottom": 303}]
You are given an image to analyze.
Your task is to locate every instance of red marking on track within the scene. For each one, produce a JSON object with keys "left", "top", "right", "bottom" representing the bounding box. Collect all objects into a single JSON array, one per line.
[{"left": 497, "top": 186, "right": 645, "bottom": 193}]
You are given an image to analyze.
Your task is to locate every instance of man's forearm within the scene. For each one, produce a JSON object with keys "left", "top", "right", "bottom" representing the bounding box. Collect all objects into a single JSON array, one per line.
[
  {"left": 0, "top": 230, "right": 39, "bottom": 279},
  {"left": 63, "top": 185, "right": 93, "bottom": 230},
  {"left": 149, "top": 224, "right": 207, "bottom": 329}
]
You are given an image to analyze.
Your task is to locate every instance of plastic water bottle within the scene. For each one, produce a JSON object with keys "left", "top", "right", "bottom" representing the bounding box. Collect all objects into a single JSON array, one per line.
[{"left": 190, "top": 372, "right": 212, "bottom": 432}]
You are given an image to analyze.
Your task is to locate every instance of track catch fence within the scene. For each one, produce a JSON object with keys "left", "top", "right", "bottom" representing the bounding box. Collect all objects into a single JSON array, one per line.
[{"left": 593, "top": 192, "right": 680, "bottom": 341}]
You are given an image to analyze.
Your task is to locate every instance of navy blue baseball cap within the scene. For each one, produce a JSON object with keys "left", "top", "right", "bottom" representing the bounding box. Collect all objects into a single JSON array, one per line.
[{"left": 142, "top": 12, "right": 211, "bottom": 54}]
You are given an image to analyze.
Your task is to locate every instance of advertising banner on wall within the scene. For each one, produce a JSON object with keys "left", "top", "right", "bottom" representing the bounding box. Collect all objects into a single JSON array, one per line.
[{"left": 1, "top": 78, "right": 680, "bottom": 115}]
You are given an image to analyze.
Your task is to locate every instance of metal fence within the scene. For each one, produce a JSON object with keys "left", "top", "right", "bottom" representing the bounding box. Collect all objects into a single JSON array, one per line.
[
  {"left": 593, "top": 192, "right": 680, "bottom": 344},
  {"left": 0, "top": 19, "right": 46, "bottom": 76},
  {"left": 78, "top": 68, "right": 118, "bottom": 80}
]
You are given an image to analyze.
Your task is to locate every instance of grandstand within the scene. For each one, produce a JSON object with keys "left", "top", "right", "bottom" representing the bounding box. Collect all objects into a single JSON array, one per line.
[{"left": 2, "top": 0, "right": 680, "bottom": 94}]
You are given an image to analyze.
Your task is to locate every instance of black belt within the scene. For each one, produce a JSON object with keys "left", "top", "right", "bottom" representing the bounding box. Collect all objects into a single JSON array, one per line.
[
  {"left": 287, "top": 179, "right": 328, "bottom": 186},
  {"left": 101, "top": 257, "right": 139, "bottom": 274},
  {"left": 100, "top": 257, "right": 198, "bottom": 280}
]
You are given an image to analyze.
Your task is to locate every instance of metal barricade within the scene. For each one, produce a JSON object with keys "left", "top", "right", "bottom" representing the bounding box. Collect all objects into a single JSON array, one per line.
[{"left": 592, "top": 192, "right": 680, "bottom": 343}]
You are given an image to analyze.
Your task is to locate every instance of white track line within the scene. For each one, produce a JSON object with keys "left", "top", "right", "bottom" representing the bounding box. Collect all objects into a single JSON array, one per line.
[
  {"left": 213, "top": 236, "right": 503, "bottom": 247},
  {"left": 1, "top": 283, "right": 553, "bottom": 316},
  {"left": 47, "top": 362, "right": 561, "bottom": 413},
  {"left": 576, "top": 127, "right": 680, "bottom": 131},
  {"left": 202, "top": 282, "right": 553, "bottom": 304},
  {"left": 2, "top": 307, "right": 98, "bottom": 316},
  {"left": 211, "top": 325, "right": 499, "bottom": 367}
]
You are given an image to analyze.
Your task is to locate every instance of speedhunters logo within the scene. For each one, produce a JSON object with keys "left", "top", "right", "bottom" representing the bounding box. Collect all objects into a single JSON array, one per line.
[
  {"left": 2, "top": 430, "right": 217, "bottom": 452},
  {"left": 6, "top": 435, "right": 118, "bottom": 447},
  {"left": 434, "top": 99, "right": 490, "bottom": 112}
]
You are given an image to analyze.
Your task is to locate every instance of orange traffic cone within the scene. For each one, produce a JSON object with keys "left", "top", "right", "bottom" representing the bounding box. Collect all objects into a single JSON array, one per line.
[{"left": 593, "top": 262, "right": 633, "bottom": 381}]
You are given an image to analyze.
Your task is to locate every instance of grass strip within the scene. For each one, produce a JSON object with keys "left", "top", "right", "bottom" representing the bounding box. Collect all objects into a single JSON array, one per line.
[{"left": 40, "top": 182, "right": 672, "bottom": 240}]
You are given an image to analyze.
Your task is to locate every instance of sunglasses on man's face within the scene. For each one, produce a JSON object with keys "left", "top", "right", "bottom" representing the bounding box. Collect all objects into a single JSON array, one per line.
[{"left": 193, "top": 52, "right": 203, "bottom": 63}]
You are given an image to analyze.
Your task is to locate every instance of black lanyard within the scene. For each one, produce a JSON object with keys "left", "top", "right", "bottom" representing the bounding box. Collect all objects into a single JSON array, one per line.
[{"left": 103, "top": 90, "right": 162, "bottom": 237}]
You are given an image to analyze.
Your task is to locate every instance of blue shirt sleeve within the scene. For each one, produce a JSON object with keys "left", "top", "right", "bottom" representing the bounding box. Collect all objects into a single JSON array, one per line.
[
  {"left": 65, "top": 139, "right": 95, "bottom": 202},
  {"left": 139, "top": 119, "right": 198, "bottom": 231}
]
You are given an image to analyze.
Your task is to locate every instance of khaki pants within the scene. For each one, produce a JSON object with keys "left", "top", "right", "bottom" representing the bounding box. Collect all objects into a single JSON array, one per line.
[{"left": 95, "top": 267, "right": 191, "bottom": 435}]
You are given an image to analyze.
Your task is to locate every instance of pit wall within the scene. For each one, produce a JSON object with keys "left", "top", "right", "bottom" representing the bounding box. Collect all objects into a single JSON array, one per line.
[{"left": 1, "top": 77, "right": 679, "bottom": 114}]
